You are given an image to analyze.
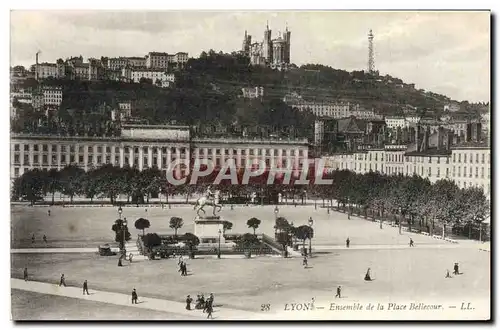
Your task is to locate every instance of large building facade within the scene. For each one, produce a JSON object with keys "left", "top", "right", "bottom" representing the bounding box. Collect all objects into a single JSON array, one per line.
[
  {"left": 323, "top": 143, "right": 491, "bottom": 199},
  {"left": 10, "top": 125, "right": 310, "bottom": 181}
]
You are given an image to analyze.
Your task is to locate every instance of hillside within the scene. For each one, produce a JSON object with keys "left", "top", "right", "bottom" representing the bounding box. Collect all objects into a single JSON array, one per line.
[{"left": 12, "top": 50, "right": 482, "bottom": 138}]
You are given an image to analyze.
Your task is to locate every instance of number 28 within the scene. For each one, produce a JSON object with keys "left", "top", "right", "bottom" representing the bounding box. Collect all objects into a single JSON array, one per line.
[{"left": 261, "top": 304, "right": 271, "bottom": 311}]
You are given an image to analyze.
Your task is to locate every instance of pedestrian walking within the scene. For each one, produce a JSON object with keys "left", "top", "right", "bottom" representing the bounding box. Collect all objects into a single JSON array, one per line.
[
  {"left": 182, "top": 262, "right": 188, "bottom": 276},
  {"left": 31, "top": 234, "right": 35, "bottom": 244},
  {"left": 206, "top": 304, "right": 213, "bottom": 319},
  {"left": 23, "top": 267, "right": 28, "bottom": 281},
  {"left": 409, "top": 238, "right": 414, "bottom": 247},
  {"left": 186, "top": 295, "right": 193, "bottom": 310},
  {"left": 43, "top": 235, "right": 47, "bottom": 244},
  {"left": 445, "top": 269, "right": 452, "bottom": 278},
  {"left": 131, "top": 288, "right": 138, "bottom": 304},
  {"left": 453, "top": 263, "right": 460, "bottom": 275},
  {"left": 48, "top": 210, "right": 51, "bottom": 216},
  {"left": 83, "top": 280, "right": 89, "bottom": 295},
  {"left": 335, "top": 286, "right": 342, "bottom": 298},
  {"left": 59, "top": 274, "right": 67, "bottom": 287},
  {"left": 303, "top": 256, "right": 308, "bottom": 268},
  {"left": 346, "top": 237, "right": 350, "bottom": 248}
]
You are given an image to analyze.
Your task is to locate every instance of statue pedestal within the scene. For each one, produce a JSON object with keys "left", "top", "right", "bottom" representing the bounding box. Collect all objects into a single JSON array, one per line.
[{"left": 194, "top": 216, "right": 226, "bottom": 244}]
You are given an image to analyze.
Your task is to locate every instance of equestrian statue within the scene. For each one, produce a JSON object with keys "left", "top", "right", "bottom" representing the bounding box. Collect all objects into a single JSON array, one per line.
[{"left": 194, "top": 185, "right": 223, "bottom": 217}]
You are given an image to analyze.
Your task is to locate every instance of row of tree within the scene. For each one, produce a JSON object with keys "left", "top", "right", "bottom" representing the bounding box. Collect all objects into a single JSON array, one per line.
[{"left": 13, "top": 164, "right": 489, "bottom": 240}]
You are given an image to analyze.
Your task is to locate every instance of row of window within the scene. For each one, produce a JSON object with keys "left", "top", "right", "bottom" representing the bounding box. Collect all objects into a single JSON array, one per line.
[
  {"left": 356, "top": 153, "right": 405, "bottom": 163},
  {"left": 335, "top": 161, "right": 490, "bottom": 180},
  {"left": 14, "top": 153, "right": 303, "bottom": 166},
  {"left": 452, "top": 166, "right": 490, "bottom": 179},
  {"left": 453, "top": 152, "right": 489, "bottom": 164},
  {"left": 13, "top": 144, "right": 306, "bottom": 157}
]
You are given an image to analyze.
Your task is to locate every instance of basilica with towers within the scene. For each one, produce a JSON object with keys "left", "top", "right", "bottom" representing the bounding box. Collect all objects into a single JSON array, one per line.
[{"left": 241, "top": 22, "right": 291, "bottom": 70}]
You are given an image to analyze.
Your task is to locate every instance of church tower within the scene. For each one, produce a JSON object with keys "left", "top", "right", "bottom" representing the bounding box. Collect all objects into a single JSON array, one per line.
[
  {"left": 283, "top": 24, "right": 291, "bottom": 64},
  {"left": 263, "top": 21, "right": 273, "bottom": 64},
  {"left": 242, "top": 30, "right": 251, "bottom": 56}
]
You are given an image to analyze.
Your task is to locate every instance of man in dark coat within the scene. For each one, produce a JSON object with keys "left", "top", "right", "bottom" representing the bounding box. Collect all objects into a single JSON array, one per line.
[
  {"left": 335, "top": 286, "right": 342, "bottom": 298},
  {"left": 59, "top": 274, "right": 67, "bottom": 287},
  {"left": 186, "top": 295, "right": 193, "bottom": 310},
  {"left": 132, "top": 288, "right": 138, "bottom": 304},
  {"left": 83, "top": 280, "right": 89, "bottom": 295},
  {"left": 206, "top": 303, "right": 213, "bottom": 319},
  {"left": 346, "top": 237, "right": 350, "bottom": 248},
  {"left": 453, "top": 263, "right": 460, "bottom": 275},
  {"left": 183, "top": 262, "right": 188, "bottom": 276},
  {"left": 23, "top": 267, "right": 28, "bottom": 281}
]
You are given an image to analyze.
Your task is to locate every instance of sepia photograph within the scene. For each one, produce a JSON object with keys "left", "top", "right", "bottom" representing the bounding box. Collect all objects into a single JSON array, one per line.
[{"left": 8, "top": 9, "right": 491, "bottom": 321}]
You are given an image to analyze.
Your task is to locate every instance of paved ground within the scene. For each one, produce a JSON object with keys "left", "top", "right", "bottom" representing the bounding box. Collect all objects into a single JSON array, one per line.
[
  {"left": 11, "top": 204, "right": 490, "bottom": 320},
  {"left": 11, "top": 279, "right": 261, "bottom": 320},
  {"left": 11, "top": 205, "right": 459, "bottom": 249},
  {"left": 11, "top": 244, "right": 490, "bottom": 320},
  {"left": 11, "top": 289, "right": 190, "bottom": 320}
]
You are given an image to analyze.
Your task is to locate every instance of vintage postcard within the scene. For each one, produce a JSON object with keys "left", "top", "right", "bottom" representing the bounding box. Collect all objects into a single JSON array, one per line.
[{"left": 9, "top": 10, "right": 491, "bottom": 321}]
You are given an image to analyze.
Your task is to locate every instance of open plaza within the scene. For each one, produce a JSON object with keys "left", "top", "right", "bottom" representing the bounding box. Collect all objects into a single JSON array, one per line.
[{"left": 10, "top": 204, "right": 490, "bottom": 320}]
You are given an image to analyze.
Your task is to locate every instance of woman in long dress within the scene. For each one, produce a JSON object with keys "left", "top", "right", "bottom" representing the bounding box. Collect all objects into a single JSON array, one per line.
[{"left": 364, "top": 268, "right": 372, "bottom": 281}]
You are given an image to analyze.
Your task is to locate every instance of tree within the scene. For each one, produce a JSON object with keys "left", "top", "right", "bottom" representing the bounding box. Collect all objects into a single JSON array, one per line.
[
  {"left": 427, "top": 179, "right": 460, "bottom": 238},
  {"left": 222, "top": 221, "right": 233, "bottom": 235},
  {"left": 237, "top": 233, "right": 260, "bottom": 258},
  {"left": 58, "top": 165, "right": 85, "bottom": 203},
  {"left": 294, "top": 225, "right": 313, "bottom": 254},
  {"left": 274, "top": 217, "right": 290, "bottom": 233},
  {"left": 134, "top": 218, "right": 151, "bottom": 236},
  {"left": 142, "top": 233, "right": 162, "bottom": 252},
  {"left": 81, "top": 169, "right": 99, "bottom": 202},
  {"left": 45, "top": 168, "right": 61, "bottom": 205},
  {"left": 169, "top": 217, "right": 184, "bottom": 237},
  {"left": 11, "top": 168, "right": 45, "bottom": 205},
  {"left": 184, "top": 232, "right": 200, "bottom": 258},
  {"left": 111, "top": 219, "right": 131, "bottom": 251},
  {"left": 246, "top": 217, "right": 261, "bottom": 235}
]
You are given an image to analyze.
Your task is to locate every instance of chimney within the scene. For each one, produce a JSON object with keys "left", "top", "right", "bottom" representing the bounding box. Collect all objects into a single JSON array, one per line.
[
  {"left": 408, "top": 126, "right": 415, "bottom": 143},
  {"left": 402, "top": 127, "right": 409, "bottom": 144},
  {"left": 465, "top": 123, "right": 472, "bottom": 142},
  {"left": 437, "top": 126, "right": 444, "bottom": 150},
  {"left": 421, "top": 125, "right": 430, "bottom": 152},
  {"left": 459, "top": 131, "right": 466, "bottom": 143},
  {"left": 415, "top": 125, "right": 421, "bottom": 152},
  {"left": 472, "top": 122, "right": 482, "bottom": 142}
]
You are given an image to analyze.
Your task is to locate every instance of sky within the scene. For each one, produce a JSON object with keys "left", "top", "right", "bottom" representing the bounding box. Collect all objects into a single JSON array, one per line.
[{"left": 10, "top": 10, "right": 490, "bottom": 102}]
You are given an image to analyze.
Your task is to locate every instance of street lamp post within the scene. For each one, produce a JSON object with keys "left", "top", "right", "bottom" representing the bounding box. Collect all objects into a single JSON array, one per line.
[
  {"left": 117, "top": 206, "right": 124, "bottom": 255},
  {"left": 122, "top": 219, "right": 128, "bottom": 256},
  {"left": 308, "top": 217, "right": 313, "bottom": 257},
  {"left": 274, "top": 206, "right": 279, "bottom": 238},
  {"left": 218, "top": 229, "right": 222, "bottom": 259}
]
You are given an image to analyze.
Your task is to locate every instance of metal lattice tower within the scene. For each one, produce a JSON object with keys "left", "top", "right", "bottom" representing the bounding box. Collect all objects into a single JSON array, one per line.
[{"left": 368, "top": 29, "right": 374, "bottom": 73}]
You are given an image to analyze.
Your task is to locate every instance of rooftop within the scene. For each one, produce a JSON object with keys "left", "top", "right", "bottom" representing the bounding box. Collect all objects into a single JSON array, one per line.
[
  {"left": 148, "top": 52, "right": 169, "bottom": 56},
  {"left": 451, "top": 141, "right": 489, "bottom": 149},
  {"left": 405, "top": 148, "right": 452, "bottom": 156}
]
